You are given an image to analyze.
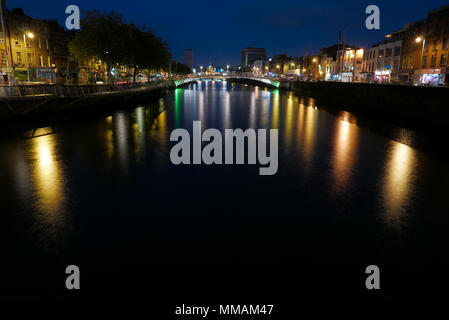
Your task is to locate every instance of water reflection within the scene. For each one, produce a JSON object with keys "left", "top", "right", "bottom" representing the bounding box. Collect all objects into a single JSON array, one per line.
[
  {"left": 30, "top": 133, "right": 66, "bottom": 233},
  {"left": 331, "top": 111, "right": 359, "bottom": 194},
  {"left": 381, "top": 140, "right": 418, "bottom": 228},
  {"left": 271, "top": 90, "right": 280, "bottom": 129},
  {"left": 303, "top": 101, "right": 318, "bottom": 164}
]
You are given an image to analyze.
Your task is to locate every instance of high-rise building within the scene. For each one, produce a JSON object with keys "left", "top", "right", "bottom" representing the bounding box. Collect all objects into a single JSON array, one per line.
[
  {"left": 241, "top": 47, "right": 266, "bottom": 67},
  {"left": 183, "top": 49, "right": 193, "bottom": 70}
]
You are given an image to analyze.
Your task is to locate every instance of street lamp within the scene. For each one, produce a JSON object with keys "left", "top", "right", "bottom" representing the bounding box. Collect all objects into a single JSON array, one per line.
[
  {"left": 23, "top": 32, "right": 34, "bottom": 83},
  {"left": 313, "top": 58, "right": 318, "bottom": 80}
]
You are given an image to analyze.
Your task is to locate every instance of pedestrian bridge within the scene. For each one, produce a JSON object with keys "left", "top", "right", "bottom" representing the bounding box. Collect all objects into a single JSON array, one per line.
[{"left": 174, "top": 76, "right": 280, "bottom": 88}]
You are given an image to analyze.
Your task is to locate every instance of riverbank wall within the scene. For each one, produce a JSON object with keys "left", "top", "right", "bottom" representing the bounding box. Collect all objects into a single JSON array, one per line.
[
  {"left": 0, "top": 81, "right": 174, "bottom": 121},
  {"left": 281, "top": 81, "right": 449, "bottom": 134}
]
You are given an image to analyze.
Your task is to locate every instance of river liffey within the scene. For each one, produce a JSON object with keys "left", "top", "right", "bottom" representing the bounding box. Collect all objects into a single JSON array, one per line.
[{"left": 1, "top": 81, "right": 448, "bottom": 299}]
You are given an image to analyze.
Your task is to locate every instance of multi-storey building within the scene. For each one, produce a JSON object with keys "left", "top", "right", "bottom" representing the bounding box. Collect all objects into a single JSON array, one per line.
[
  {"left": 0, "top": 3, "right": 54, "bottom": 83},
  {"left": 362, "top": 38, "right": 402, "bottom": 84},
  {"left": 397, "top": 21, "right": 426, "bottom": 84},
  {"left": 318, "top": 45, "right": 339, "bottom": 81},
  {"left": 335, "top": 47, "right": 364, "bottom": 82},
  {"left": 416, "top": 5, "right": 449, "bottom": 85},
  {"left": 241, "top": 47, "right": 266, "bottom": 68}
]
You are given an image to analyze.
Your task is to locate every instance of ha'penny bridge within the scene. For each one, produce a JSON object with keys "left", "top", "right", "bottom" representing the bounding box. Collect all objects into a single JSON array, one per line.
[
  {"left": 0, "top": 75, "right": 281, "bottom": 120},
  {"left": 174, "top": 75, "right": 281, "bottom": 89}
]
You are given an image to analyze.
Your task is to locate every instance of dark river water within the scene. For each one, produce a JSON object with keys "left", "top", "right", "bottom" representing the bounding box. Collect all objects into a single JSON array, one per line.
[{"left": 0, "top": 81, "right": 448, "bottom": 300}]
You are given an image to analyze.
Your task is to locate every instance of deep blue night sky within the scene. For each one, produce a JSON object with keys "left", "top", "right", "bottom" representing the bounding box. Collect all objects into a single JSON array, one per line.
[{"left": 6, "top": 0, "right": 449, "bottom": 66}]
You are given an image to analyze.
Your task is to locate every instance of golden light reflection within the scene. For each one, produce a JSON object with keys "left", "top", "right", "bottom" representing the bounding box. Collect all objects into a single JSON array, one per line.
[
  {"left": 331, "top": 111, "right": 359, "bottom": 194},
  {"left": 150, "top": 100, "right": 168, "bottom": 150},
  {"left": 303, "top": 105, "right": 317, "bottom": 163},
  {"left": 381, "top": 141, "right": 417, "bottom": 228},
  {"left": 296, "top": 102, "right": 305, "bottom": 143},
  {"left": 30, "top": 134, "right": 65, "bottom": 229},
  {"left": 105, "top": 116, "right": 114, "bottom": 160},
  {"left": 271, "top": 90, "right": 280, "bottom": 129},
  {"left": 285, "top": 93, "right": 294, "bottom": 146},
  {"left": 133, "top": 107, "right": 145, "bottom": 158}
]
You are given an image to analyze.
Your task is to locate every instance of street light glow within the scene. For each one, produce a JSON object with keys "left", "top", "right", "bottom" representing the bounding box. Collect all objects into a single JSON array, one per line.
[
  {"left": 27, "top": 32, "right": 34, "bottom": 39},
  {"left": 415, "top": 37, "right": 422, "bottom": 43}
]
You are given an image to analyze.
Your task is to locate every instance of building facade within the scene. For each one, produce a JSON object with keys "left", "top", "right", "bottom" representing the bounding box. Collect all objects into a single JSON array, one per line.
[
  {"left": 363, "top": 39, "right": 402, "bottom": 83},
  {"left": 335, "top": 47, "right": 364, "bottom": 82},
  {"left": 416, "top": 5, "right": 449, "bottom": 85},
  {"left": 0, "top": 3, "right": 55, "bottom": 83},
  {"left": 241, "top": 47, "right": 266, "bottom": 68}
]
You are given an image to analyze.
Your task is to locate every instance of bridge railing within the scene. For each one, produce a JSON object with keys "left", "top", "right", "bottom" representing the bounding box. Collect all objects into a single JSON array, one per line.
[{"left": 0, "top": 81, "right": 171, "bottom": 99}]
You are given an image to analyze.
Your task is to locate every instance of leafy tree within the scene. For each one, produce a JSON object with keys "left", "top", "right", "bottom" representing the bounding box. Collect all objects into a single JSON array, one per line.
[{"left": 69, "top": 10, "right": 172, "bottom": 83}]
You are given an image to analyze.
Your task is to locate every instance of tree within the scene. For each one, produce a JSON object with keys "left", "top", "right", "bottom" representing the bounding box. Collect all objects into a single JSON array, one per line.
[{"left": 69, "top": 10, "right": 171, "bottom": 83}]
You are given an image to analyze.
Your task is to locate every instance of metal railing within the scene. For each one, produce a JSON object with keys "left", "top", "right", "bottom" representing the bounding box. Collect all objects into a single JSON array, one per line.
[{"left": 0, "top": 81, "right": 171, "bottom": 99}]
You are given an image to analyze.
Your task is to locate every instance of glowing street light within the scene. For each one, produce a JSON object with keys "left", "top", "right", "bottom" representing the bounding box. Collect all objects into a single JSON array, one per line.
[
  {"left": 415, "top": 36, "right": 423, "bottom": 43},
  {"left": 23, "top": 32, "right": 34, "bottom": 83}
]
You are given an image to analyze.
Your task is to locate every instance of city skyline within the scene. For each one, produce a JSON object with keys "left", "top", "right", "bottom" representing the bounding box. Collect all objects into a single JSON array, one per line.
[{"left": 7, "top": 0, "right": 449, "bottom": 66}]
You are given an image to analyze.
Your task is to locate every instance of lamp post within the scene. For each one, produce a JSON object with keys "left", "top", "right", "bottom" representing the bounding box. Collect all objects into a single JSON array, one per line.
[
  {"left": 415, "top": 36, "right": 425, "bottom": 85},
  {"left": 23, "top": 32, "right": 34, "bottom": 84},
  {"left": 313, "top": 58, "right": 318, "bottom": 80}
]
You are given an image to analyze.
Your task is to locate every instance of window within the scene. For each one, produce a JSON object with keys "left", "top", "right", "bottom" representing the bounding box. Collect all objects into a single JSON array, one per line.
[
  {"left": 47, "top": 56, "right": 51, "bottom": 67},
  {"left": 433, "top": 40, "right": 439, "bottom": 51},
  {"left": 1, "top": 51, "right": 6, "bottom": 64},
  {"left": 38, "top": 38, "right": 41, "bottom": 49},
  {"left": 422, "top": 55, "right": 427, "bottom": 67},
  {"left": 430, "top": 55, "right": 436, "bottom": 67},
  {"left": 440, "top": 54, "right": 447, "bottom": 66},
  {"left": 394, "top": 46, "right": 401, "bottom": 56},
  {"left": 393, "top": 60, "right": 399, "bottom": 72},
  {"left": 424, "top": 41, "right": 429, "bottom": 52},
  {"left": 0, "top": 36, "right": 4, "bottom": 44},
  {"left": 443, "top": 38, "right": 449, "bottom": 50},
  {"left": 386, "top": 48, "right": 392, "bottom": 57},
  {"left": 14, "top": 34, "right": 20, "bottom": 47},
  {"left": 27, "top": 53, "right": 31, "bottom": 65},
  {"left": 377, "top": 61, "right": 382, "bottom": 70},
  {"left": 408, "top": 56, "right": 412, "bottom": 68},
  {"left": 46, "top": 39, "right": 49, "bottom": 50},
  {"left": 39, "top": 55, "right": 43, "bottom": 67},
  {"left": 378, "top": 50, "right": 384, "bottom": 58},
  {"left": 16, "top": 52, "right": 21, "bottom": 63}
]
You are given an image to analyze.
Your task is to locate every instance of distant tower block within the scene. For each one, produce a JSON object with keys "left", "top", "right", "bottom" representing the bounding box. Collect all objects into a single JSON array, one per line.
[{"left": 184, "top": 49, "right": 193, "bottom": 71}]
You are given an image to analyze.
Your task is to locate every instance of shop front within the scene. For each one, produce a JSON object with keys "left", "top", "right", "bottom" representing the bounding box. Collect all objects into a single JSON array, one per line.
[
  {"left": 398, "top": 69, "right": 414, "bottom": 85},
  {"left": 374, "top": 70, "right": 391, "bottom": 84},
  {"left": 418, "top": 68, "right": 445, "bottom": 86}
]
